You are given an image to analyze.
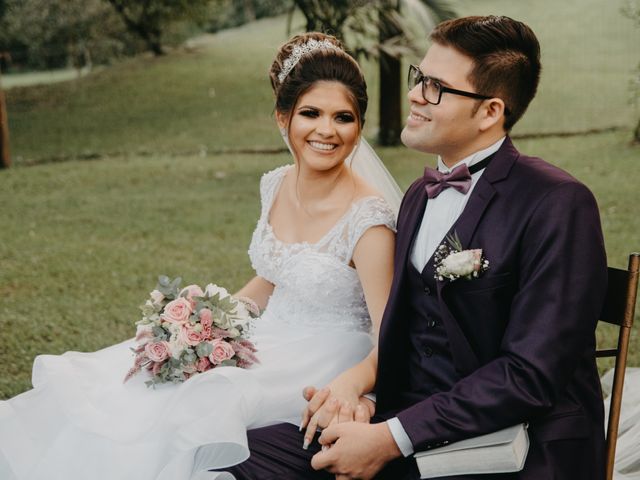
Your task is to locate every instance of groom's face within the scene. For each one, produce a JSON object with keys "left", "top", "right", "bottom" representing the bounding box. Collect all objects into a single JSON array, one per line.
[{"left": 401, "top": 43, "right": 483, "bottom": 163}]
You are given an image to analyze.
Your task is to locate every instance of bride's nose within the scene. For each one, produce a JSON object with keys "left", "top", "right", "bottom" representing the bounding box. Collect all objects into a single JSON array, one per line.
[{"left": 314, "top": 116, "right": 336, "bottom": 137}]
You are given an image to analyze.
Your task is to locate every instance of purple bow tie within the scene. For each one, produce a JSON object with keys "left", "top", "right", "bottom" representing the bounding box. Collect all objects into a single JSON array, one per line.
[{"left": 423, "top": 164, "right": 472, "bottom": 198}]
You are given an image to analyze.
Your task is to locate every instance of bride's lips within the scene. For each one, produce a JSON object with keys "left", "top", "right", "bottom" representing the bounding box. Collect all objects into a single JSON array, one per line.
[
  {"left": 307, "top": 140, "right": 339, "bottom": 153},
  {"left": 406, "top": 110, "right": 430, "bottom": 127}
]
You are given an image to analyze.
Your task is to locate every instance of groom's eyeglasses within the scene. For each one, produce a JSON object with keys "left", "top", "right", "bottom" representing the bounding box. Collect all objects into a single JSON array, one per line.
[{"left": 408, "top": 65, "right": 511, "bottom": 115}]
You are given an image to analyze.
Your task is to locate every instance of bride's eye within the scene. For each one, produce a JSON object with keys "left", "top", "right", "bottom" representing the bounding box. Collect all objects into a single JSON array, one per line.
[
  {"left": 336, "top": 113, "right": 355, "bottom": 123},
  {"left": 299, "top": 109, "right": 319, "bottom": 118}
]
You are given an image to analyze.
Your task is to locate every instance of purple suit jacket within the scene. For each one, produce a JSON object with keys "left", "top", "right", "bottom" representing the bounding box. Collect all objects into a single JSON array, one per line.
[{"left": 375, "top": 137, "right": 607, "bottom": 475}]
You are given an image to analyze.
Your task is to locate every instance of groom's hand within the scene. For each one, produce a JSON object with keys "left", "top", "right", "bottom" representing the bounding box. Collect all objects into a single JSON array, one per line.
[
  {"left": 301, "top": 386, "right": 374, "bottom": 449},
  {"left": 311, "top": 421, "right": 402, "bottom": 479}
]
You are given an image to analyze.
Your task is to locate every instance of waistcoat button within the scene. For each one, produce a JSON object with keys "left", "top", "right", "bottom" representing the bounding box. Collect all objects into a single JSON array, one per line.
[
  {"left": 424, "top": 347, "right": 434, "bottom": 357},
  {"left": 423, "top": 286, "right": 431, "bottom": 295},
  {"left": 426, "top": 318, "right": 436, "bottom": 328}
]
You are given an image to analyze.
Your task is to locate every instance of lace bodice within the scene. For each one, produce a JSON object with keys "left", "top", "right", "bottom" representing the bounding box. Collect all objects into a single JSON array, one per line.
[{"left": 248, "top": 165, "right": 396, "bottom": 333}]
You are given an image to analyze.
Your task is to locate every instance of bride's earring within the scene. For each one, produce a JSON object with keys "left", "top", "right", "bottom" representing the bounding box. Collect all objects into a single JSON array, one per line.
[{"left": 280, "top": 127, "right": 292, "bottom": 152}]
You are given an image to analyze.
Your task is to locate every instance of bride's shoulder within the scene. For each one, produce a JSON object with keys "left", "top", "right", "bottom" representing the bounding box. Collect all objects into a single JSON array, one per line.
[
  {"left": 352, "top": 177, "right": 392, "bottom": 213},
  {"left": 259, "top": 164, "right": 293, "bottom": 196},
  {"left": 350, "top": 189, "right": 396, "bottom": 231}
]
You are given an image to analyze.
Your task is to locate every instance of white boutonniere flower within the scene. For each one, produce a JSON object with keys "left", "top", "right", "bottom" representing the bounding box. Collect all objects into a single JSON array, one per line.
[{"left": 434, "top": 232, "right": 489, "bottom": 282}]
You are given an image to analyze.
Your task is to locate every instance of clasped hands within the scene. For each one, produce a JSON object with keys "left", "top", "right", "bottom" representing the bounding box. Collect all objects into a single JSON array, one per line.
[{"left": 300, "top": 385, "right": 401, "bottom": 480}]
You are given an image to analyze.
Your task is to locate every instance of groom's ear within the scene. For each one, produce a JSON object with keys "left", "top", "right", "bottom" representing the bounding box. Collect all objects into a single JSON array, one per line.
[{"left": 478, "top": 98, "right": 507, "bottom": 132}]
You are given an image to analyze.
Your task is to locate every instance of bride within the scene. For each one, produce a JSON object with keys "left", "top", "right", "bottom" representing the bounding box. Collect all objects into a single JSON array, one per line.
[{"left": 0, "top": 32, "right": 403, "bottom": 480}]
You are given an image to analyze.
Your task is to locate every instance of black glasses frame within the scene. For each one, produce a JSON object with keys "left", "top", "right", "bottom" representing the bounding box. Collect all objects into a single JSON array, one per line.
[{"left": 408, "top": 64, "right": 510, "bottom": 115}]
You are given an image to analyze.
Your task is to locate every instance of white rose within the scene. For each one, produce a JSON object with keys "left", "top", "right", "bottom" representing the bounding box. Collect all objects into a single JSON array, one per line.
[
  {"left": 150, "top": 289, "right": 165, "bottom": 304},
  {"left": 204, "top": 283, "right": 230, "bottom": 299},
  {"left": 135, "top": 324, "right": 154, "bottom": 342},
  {"left": 170, "top": 340, "right": 187, "bottom": 359},
  {"left": 441, "top": 249, "right": 482, "bottom": 277},
  {"left": 230, "top": 301, "right": 250, "bottom": 327}
]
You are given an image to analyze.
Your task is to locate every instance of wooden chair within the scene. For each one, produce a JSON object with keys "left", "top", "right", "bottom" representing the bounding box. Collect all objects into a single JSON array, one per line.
[{"left": 596, "top": 253, "right": 639, "bottom": 480}]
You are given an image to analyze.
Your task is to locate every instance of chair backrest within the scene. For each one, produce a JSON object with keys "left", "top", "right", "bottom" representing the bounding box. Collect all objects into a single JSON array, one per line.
[{"left": 596, "top": 253, "right": 639, "bottom": 480}]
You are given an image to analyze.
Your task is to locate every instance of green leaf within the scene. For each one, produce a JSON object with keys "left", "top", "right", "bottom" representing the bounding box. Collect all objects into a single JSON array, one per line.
[
  {"left": 196, "top": 342, "right": 213, "bottom": 358},
  {"left": 152, "top": 325, "right": 167, "bottom": 339}
]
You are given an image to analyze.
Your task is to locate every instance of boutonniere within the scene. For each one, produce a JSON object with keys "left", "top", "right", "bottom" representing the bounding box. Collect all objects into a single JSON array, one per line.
[{"left": 434, "top": 232, "right": 489, "bottom": 282}]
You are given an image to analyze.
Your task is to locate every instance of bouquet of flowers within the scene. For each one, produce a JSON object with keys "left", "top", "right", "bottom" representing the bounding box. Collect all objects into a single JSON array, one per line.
[{"left": 124, "top": 276, "right": 260, "bottom": 387}]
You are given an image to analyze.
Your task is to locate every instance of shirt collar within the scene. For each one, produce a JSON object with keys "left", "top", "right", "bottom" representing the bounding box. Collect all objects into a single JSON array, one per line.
[{"left": 437, "top": 136, "right": 506, "bottom": 173}]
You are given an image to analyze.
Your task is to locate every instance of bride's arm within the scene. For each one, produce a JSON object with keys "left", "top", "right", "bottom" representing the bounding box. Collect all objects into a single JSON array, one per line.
[
  {"left": 352, "top": 224, "right": 395, "bottom": 338},
  {"left": 300, "top": 225, "right": 394, "bottom": 444},
  {"left": 234, "top": 276, "right": 274, "bottom": 311}
]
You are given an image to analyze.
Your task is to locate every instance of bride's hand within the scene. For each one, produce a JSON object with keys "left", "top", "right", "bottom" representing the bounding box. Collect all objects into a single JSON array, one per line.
[{"left": 300, "top": 386, "right": 373, "bottom": 449}]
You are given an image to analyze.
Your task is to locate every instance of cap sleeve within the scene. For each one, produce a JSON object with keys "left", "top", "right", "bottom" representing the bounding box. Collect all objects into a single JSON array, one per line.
[{"left": 344, "top": 196, "right": 396, "bottom": 263}]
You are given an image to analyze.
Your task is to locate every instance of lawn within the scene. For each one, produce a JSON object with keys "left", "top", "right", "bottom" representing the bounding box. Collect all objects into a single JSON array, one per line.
[{"left": 0, "top": 0, "right": 639, "bottom": 398}]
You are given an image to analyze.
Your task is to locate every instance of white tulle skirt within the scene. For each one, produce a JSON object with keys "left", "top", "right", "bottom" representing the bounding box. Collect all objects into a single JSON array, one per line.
[{"left": 0, "top": 316, "right": 374, "bottom": 480}]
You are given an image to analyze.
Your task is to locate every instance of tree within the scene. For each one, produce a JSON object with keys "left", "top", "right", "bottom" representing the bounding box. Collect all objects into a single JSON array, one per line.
[
  {"left": 292, "top": 0, "right": 367, "bottom": 39},
  {"left": 105, "top": 0, "right": 211, "bottom": 56},
  {"left": 292, "top": 0, "right": 456, "bottom": 145},
  {"left": 622, "top": 0, "right": 640, "bottom": 143},
  {"left": 0, "top": 0, "right": 136, "bottom": 71}
]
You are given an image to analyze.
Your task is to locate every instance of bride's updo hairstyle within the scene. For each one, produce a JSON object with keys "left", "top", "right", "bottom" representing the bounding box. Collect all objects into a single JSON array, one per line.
[{"left": 269, "top": 32, "right": 368, "bottom": 131}]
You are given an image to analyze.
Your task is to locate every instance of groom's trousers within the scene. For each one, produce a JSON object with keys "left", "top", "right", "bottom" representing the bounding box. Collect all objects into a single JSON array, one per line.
[
  {"left": 218, "top": 420, "right": 420, "bottom": 480},
  {"left": 219, "top": 420, "right": 602, "bottom": 479}
]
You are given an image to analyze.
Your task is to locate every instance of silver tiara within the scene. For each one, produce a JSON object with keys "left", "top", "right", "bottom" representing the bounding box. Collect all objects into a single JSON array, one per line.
[{"left": 277, "top": 38, "right": 341, "bottom": 84}]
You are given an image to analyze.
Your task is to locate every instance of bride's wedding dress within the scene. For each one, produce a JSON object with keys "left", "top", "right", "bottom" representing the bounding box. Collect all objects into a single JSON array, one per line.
[
  {"left": 0, "top": 164, "right": 396, "bottom": 480},
  {"left": 603, "top": 368, "right": 640, "bottom": 479}
]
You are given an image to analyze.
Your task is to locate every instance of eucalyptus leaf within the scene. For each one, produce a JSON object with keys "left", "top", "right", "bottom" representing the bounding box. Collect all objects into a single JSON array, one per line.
[
  {"left": 196, "top": 342, "right": 213, "bottom": 358},
  {"left": 182, "top": 350, "right": 197, "bottom": 364},
  {"left": 152, "top": 326, "right": 167, "bottom": 339}
]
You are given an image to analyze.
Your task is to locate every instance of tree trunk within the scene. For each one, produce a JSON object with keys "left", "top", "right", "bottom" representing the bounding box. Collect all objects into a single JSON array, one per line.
[
  {"left": 634, "top": 117, "right": 640, "bottom": 144},
  {"left": 147, "top": 36, "right": 164, "bottom": 56},
  {"left": 377, "top": 0, "right": 402, "bottom": 146},
  {"left": 378, "top": 53, "right": 402, "bottom": 146},
  {"left": 0, "top": 72, "right": 11, "bottom": 169},
  {"left": 243, "top": 0, "right": 256, "bottom": 22},
  {"left": 107, "top": 0, "right": 165, "bottom": 56}
]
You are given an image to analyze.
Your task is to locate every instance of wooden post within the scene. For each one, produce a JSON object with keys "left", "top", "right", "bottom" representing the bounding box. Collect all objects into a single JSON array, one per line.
[{"left": 0, "top": 67, "right": 10, "bottom": 169}]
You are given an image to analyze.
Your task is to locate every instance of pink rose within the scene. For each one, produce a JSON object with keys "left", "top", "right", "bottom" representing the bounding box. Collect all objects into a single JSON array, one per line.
[
  {"left": 199, "top": 308, "right": 213, "bottom": 328},
  {"left": 161, "top": 297, "right": 192, "bottom": 324},
  {"left": 199, "top": 309, "right": 213, "bottom": 339},
  {"left": 201, "top": 325, "right": 212, "bottom": 340},
  {"left": 179, "top": 324, "right": 203, "bottom": 346},
  {"left": 196, "top": 357, "right": 212, "bottom": 372},
  {"left": 180, "top": 284, "right": 204, "bottom": 307},
  {"left": 144, "top": 341, "right": 170, "bottom": 362},
  {"left": 208, "top": 339, "right": 235, "bottom": 365}
]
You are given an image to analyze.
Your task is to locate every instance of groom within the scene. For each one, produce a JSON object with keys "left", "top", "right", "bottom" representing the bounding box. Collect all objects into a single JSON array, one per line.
[{"left": 223, "top": 15, "right": 608, "bottom": 479}]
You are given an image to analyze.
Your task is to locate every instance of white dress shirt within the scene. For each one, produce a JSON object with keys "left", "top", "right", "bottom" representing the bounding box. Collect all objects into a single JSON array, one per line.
[{"left": 388, "top": 136, "right": 506, "bottom": 457}]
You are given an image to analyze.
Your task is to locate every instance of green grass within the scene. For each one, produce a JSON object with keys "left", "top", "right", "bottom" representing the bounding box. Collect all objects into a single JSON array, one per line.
[
  {"left": 1, "top": 0, "right": 639, "bottom": 398},
  {"left": 1, "top": 130, "right": 638, "bottom": 398}
]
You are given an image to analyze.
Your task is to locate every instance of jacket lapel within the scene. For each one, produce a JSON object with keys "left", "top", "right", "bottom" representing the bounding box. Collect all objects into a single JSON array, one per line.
[{"left": 434, "top": 138, "right": 519, "bottom": 374}]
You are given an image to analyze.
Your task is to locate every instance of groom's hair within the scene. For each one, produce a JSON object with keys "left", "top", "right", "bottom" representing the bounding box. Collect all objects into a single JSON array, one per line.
[{"left": 430, "top": 16, "right": 541, "bottom": 131}]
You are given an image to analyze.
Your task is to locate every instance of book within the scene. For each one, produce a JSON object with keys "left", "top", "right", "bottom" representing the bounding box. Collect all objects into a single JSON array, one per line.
[{"left": 413, "top": 423, "right": 529, "bottom": 479}]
